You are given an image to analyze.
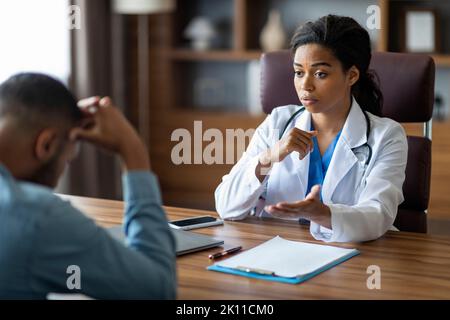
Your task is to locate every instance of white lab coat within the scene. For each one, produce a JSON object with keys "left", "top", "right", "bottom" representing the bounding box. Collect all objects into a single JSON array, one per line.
[{"left": 215, "top": 99, "right": 408, "bottom": 242}]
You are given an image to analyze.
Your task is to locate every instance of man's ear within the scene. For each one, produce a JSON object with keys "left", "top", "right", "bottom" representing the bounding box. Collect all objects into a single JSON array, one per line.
[
  {"left": 348, "top": 66, "right": 360, "bottom": 87},
  {"left": 34, "top": 128, "right": 60, "bottom": 162}
]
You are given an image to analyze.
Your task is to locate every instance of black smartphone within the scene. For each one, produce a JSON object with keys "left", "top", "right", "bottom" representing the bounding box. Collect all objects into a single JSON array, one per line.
[{"left": 169, "top": 215, "right": 223, "bottom": 230}]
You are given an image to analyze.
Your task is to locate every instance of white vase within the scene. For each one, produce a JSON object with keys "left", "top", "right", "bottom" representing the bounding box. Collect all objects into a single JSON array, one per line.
[
  {"left": 184, "top": 16, "right": 217, "bottom": 51},
  {"left": 260, "top": 9, "right": 286, "bottom": 52}
]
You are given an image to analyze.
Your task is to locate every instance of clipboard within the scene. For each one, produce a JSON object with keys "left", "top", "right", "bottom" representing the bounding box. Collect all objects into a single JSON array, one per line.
[{"left": 207, "top": 236, "right": 360, "bottom": 284}]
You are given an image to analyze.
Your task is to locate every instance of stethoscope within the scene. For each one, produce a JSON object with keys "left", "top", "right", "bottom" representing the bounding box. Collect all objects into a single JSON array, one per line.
[{"left": 279, "top": 106, "right": 373, "bottom": 166}]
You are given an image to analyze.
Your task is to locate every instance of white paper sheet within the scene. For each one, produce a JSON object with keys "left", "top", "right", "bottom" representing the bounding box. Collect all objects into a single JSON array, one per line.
[{"left": 215, "top": 236, "right": 358, "bottom": 278}]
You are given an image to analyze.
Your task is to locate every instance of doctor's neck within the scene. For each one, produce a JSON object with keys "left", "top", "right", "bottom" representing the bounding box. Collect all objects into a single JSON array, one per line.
[{"left": 310, "top": 95, "right": 352, "bottom": 135}]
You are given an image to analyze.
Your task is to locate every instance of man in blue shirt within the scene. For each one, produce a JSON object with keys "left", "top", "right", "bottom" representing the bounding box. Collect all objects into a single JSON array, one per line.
[{"left": 0, "top": 73, "right": 176, "bottom": 299}]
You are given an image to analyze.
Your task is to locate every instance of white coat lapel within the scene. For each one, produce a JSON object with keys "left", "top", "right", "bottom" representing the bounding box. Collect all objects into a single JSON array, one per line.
[
  {"left": 321, "top": 99, "right": 368, "bottom": 203},
  {"left": 294, "top": 109, "right": 311, "bottom": 197},
  {"left": 265, "top": 109, "right": 311, "bottom": 205}
]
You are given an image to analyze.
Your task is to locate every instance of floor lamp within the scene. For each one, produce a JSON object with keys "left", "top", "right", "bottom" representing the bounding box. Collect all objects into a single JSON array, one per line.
[{"left": 112, "top": 0, "right": 175, "bottom": 148}]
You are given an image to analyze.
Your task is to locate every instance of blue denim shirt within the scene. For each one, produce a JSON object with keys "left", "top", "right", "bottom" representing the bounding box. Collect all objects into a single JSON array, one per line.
[{"left": 0, "top": 164, "right": 176, "bottom": 299}]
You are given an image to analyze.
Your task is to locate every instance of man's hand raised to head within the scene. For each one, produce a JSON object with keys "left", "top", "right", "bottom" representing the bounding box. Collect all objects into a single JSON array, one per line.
[{"left": 70, "top": 96, "right": 150, "bottom": 172}]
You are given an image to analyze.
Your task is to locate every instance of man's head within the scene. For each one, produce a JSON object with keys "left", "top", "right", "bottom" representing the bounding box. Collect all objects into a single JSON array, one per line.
[{"left": 0, "top": 73, "right": 83, "bottom": 188}]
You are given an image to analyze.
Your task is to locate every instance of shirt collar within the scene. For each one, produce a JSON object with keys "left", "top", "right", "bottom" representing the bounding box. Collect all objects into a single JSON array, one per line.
[
  {"left": 341, "top": 97, "right": 368, "bottom": 149},
  {"left": 295, "top": 96, "right": 368, "bottom": 149},
  {"left": 0, "top": 162, "right": 12, "bottom": 178}
]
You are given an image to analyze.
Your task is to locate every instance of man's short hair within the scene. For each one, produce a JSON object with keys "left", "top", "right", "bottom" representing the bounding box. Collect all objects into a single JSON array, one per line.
[{"left": 0, "top": 73, "right": 83, "bottom": 131}]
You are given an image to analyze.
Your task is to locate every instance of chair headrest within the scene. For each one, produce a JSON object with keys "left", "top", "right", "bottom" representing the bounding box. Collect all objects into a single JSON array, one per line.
[{"left": 260, "top": 50, "right": 435, "bottom": 122}]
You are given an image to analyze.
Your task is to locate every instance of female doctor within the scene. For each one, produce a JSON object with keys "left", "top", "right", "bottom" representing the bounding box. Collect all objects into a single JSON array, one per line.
[{"left": 214, "top": 15, "right": 408, "bottom": 243}]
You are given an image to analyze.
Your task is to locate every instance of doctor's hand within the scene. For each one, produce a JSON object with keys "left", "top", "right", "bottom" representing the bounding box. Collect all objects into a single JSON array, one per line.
[
  {"left": 255, "top": 128, "right": 317, "bottom": 182},
  {"left": 264, "top": 185, "right": 332, "bottom": 229},
  {"left": 70, "top": 96, "right": 150, "bottom": 172},
  {"left": 261, "top": 128, "right": 317, "bottom": 164}
]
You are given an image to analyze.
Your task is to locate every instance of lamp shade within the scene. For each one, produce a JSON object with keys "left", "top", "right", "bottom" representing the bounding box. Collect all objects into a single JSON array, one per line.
[{"left": 112, "top": 0, "right": 175, "bottom": 14}]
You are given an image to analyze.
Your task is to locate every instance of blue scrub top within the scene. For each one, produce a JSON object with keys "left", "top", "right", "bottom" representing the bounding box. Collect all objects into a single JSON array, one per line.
[{"left": 306, "top": 124, "right": 342, "bottom": 200}]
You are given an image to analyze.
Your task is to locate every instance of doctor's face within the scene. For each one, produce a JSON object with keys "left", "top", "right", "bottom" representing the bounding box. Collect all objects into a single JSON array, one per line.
[{"left": 293, "top": 43, "right": 359, "bottom": 115}]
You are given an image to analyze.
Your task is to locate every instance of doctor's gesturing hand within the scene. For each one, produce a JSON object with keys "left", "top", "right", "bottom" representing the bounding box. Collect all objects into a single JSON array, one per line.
[
  {"left": 265, "top": 185, "right": 332, "bottom": 229},
  {"left": 256, "top": 128, "right": 318, "bottom": 182}
]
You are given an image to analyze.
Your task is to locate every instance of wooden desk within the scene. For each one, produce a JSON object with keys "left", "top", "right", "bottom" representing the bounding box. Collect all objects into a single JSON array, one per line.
[{"left": 60, "top": 195, "right": 450, "bottom": 299}]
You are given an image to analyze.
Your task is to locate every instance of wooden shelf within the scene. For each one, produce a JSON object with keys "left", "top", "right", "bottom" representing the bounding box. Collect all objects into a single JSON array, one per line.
[
  {"left": 167, "top": 49, "right": 263, "bottom": 62},
  {"left": 170, "top": 108, "right": 265, "bottom": 120},
  {"left": 431, "top": 54, "right": 450, "bottom": 67},
  {"left": 166, "top": 108, "right": 266, "bottom": 135}
]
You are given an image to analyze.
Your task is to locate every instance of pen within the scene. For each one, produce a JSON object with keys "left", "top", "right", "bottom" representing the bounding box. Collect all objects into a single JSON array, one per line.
[
  {"left": 235, "top": 266, "right": 275, "bottom": 276},
  {"left": 209, "top": 246, "right": 242, "bottom": 260}
]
